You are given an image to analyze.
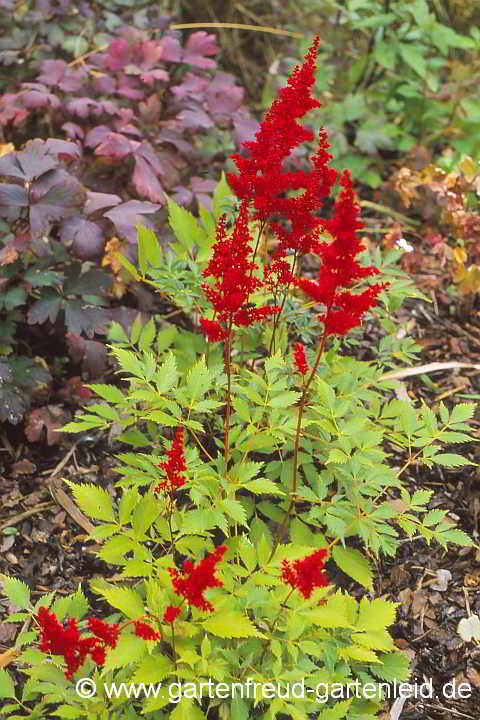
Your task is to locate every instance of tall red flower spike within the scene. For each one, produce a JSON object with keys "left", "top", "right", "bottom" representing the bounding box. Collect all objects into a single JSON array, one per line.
[
  {"left": 227, "top": 35, "right": 337, "bottom": 260},
  {"left": 169, "top": 545, "right": 227, "bottom": 612},
  {"left": 133, "top": 621, "right": 161, "bottom": 641},
  {"left": 154, "top": 426, "right": 187, "bottom": 493},
  {"left": 37, "top": 607, "right": 120, "bottom": 679},
  {"left": 293, "top": 343, "right": 309, "bottom": 375},
  {"left": 200, "top": 201, "right": 280, "bottom": 342},
  {"left": 281, "top": 548, "right": 329, "bottom": 599},
  {"left": 295, "top": 171, "right": 387, "bottom": 336}
]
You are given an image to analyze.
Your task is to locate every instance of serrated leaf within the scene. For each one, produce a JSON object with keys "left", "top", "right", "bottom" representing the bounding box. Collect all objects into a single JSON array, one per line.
[
  {"left": 326, "top": 449, "right": 350, "bottom": 464},
  {"left": 450, "top": 402, "right": 475, "bottom": 424},
  {"left": 65, "top": 481, "right": 115, "bottom": 522},
  {"left": 269, "top": 391, "right": 301, "bottom": 408},
  {"left": 131, "top": 653, "right": 173, "bottom": 684},
  {"left": 438, "top": 528, "right": 474, "bottom": 546},
  {"left": 432, "top": 453, "right": 472, "bottom": 468},
  {"left": 331, "top": 547, "right": 373, "bottom": 590},
  {"left": 356, "top": 597, "right": 398, "bottom": 631},
  {"left": 221, "top": 499, "right": 248, "bottom": 527},
  {"left": 167, "top": 196, "right": 206, "bottom": 255},
  {"left": 242, "top": 478, "right": 286, "bottom": 496},
  {"left": 0, "top": 669, "right": 16, "bottom": 700},
  {"left": 0, "top": 576, "right": 31, "bottom": 610},
  {"left": 371, "top": 651, "right": 411, "bottom": 682},
  {"left": 399, "top": 43, "right": 426, "bottom": 78},
  {"left": 202, "top": 611, "right": 266, "bottom": 638},
  {"left": 88, "top": 383, "right": 125, "bottom": 403},
  {"left": 98, "top": 585, "right": 144, "bottom": 619},
  {"left": 101, "top": 634, "right": 146, "bottom": 673},
  {"left": 317, "top": 698, "right": 353, "bottom": 720},
  {"left": 137, "top": 224, "right": 161, "bottom": 275}
]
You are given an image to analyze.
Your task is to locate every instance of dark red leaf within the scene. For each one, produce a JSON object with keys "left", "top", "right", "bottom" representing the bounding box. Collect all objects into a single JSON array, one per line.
[
  {"left": 159, "top": 35, "right": 182, "bottom": 62},
  {"left": 66, "top": 97, "right": 100, "bottom": 119},
  {"left": 94, "top": 132, "right": 136, "bottom": 158},
  {"left": 176, "top": 104, "right": 213, "bottom": 130},
  {"left": 15, "top": 140, "right": 58, "bottom": 181},
  {"left": 85, "top": 191, "right": 122, "bottom": 215},
  {"left": 132, "top": 155, "right": 165, "bottom": 203},
  {"left": 66, "top": 333, "right": 109, "bottom": 377},
  {"left": 206, "top": 72, "right": 244, "bottom": 119},
  {"left": 60, "top": 217, "right": 105, "bottom": 259},
  {"left": 27, "top": 294, "right": 62, "bottom": 325},
  {"left": 0, "top": 184, "right": 29, "bottom": 207},
  {"left": 170, "top": 72, "right": 209, "bottom": 101},
  {"left": 103, "top": 199, "right": 161, "bottom": 243},
  {"left": 29, "top": 177, "right": 87, "bottom": 238},
  {"left": 25, "top": 405, "right": 70, "bottom": 446},
  {"left": 183, "top": 32, "right": 217, "bottom": 68}
]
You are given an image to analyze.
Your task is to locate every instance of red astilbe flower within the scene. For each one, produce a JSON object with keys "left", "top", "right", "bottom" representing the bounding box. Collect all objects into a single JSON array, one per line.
[
  {"left": 295, "top": 171, "right": 387, "bottom": 336},
  {"left": 293, "top": 343, "right": 309, "bottom": 375},
  {"left": 36, "top": 608, "right": 120, "bottom": 679},
  {"left": 154, "top": 426, "right": 187, "bottom": 493},
  {"left": 200, "top": 200, "right": 280, "bottom": 342},
  {"left": 281, "top": 549, "right": 329, "bottom": 599},
  {"left": 169, "top": 545, "right": 227, "bottom": 612},
  {"left": 133, "top": 621, "right": 161, "bottom": 641},
  {"left": 164, "top": 605, "right": 181, "bottom": 623},
  {"left": 227, "top": 36, "right": 337, "bottom": 259}
]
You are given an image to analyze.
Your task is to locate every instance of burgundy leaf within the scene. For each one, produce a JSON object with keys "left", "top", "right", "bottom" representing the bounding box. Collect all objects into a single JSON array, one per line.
[
  {"left": 176, "top": 104, "right": 214, "bottom": 130},
  {"left": 29, "top": 178, "right": 87, "bottom": 238},
  {"left": 158, "top": 35, "right": 182, "bottom": 62},
  {"left": 27, "top": 294, "right": 62, "bottom": 325},
  {"left": 84, "top": 125, "right": 111, "bottom": 148},
  {"left": 132, "top": 155, "right": 165, "bottom": 202},
  {"left": 97, "top": 100, "right": 123, "bottom": 117},
  {"left": 64, "top": 300, "right": 109, "bottom": 338},
  {"left": 233, "top": 113, "right": 260, "bottom": 145},
  {"left": 66, "top": 333, "right": 109, "bottom": 377},
  {"left": 191, "top": 176, "right": 216, "bottom": 193},
  {"left": 171, "top": 185, "right": 193, "bottom": 206},
  {"left": 105, "top": 38, "right": 131, "bottom": 71},
  {"left": 63, "top": 268, "right": 111, "bottom": 296},
  {"left": 43, "top": 139, "right": 82, "bottom": 161},
  {"left": 15, "top": 140, "right": 58, "bottom": 181},
  {"left": 66, "top": 97, "right": 100, "bottom": 119},
  {"left": 183, "top": 32, "right": 217, "bottom": 68},
  {"left": 206, "top": 72, "right": 244, "bottom": 119},
  {"left": 60, "top": 217, "right": 105, "bottom": 259},
  {"left": 62, "top": 122, "right": 85, "bottom": 140},
  {"left": 133, "top": 39, "right": 163, "bottom": 70},
  {"left": 104, "top": 199, "right": 161, "bottom": 243},
  {"left": 116, "top": 75, "right": 145, "bottom": 100},
  {"left": 140, "top": 68, "right": 169, "bottom": 86},
  {"left": 25, "top": 405, "right": 71, "bottom": 446},
  {"left": 21, "top": 83, "right": 61, "bottom": 110},
  {"left": 92, "top": 74, "right": 116, "bottom": 94},
  {"left": 158, "top": 130, "right": 193, "bottom": 154},
  {"left": 85, "top": 191, "right": 122, "bottom": 215},
  {"left": 37, "top": 60, "right": 87, "bottom": 92},
  {"left": 0, "top": 184, "right": 29, "bottom": 207},
  {"left": 95, "top": 132, "right": 137, "bottom": 158},
  {"left": 170, "top": 72, "right": 209, "bottom": 101},
  {"left": 136, "top": 143, "right": 181, "bottom": 186}
]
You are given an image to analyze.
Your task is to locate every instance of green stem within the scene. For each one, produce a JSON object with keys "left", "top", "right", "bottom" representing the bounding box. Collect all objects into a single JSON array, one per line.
[
  {"left": 268, "top": 309, "right": 331, "bottom": 563},
  {"left": 268, "top": 252, "right": 298, "bottom": 356}
]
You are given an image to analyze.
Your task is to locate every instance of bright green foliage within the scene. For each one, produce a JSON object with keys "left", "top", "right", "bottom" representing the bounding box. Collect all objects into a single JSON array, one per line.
[{"left": 0, "top": 176, "right": 476, "bottom": 720}]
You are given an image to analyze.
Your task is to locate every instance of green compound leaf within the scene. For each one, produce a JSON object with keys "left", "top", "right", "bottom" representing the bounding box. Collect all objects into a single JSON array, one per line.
[
  {"left": 431, "top": 453, "right": 474, "bottom": 468},
  {"left": 356, "top": 597, "right": 398, "bottom": 631},
  {"left": 0, "top": 669, "right": 16, "bottom": 700},
  {"left": 370, "top": 651, "right": 411, "bottom": 682},
  {"left": 0, "top": 576, "right": 31, "bottom": 610},
  {"left": 317, "top": 698, "right": 353, "bottom": 720},
  {"left": 331, "top": 546, "right": 373, "bottom": 590},
  {"left": 202, "top": 611, "right": 266, "bottom": 638},
  {"left": 94, "top": 584, "right": 144, "bottom": 619},
  {"left": 64, "top": 481, "right": 115, "bottom": 522}
]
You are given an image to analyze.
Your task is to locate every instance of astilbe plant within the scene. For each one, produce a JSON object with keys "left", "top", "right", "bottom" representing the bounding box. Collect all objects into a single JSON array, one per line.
[{"left": 0, "top": 37, "right": 477, "bottom": 720}]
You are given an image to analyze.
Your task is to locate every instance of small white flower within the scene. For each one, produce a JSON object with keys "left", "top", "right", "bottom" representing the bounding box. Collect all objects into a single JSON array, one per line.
[{"left": 396, "top": 238, "right": 413, "bottom": 252}]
